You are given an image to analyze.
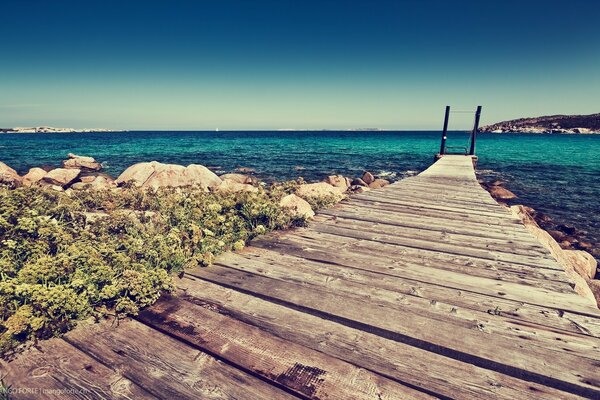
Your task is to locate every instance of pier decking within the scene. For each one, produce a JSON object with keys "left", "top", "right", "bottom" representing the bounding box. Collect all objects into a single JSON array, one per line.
[{"left": 2, "top": 155, "right": 600, "bottom": 399}]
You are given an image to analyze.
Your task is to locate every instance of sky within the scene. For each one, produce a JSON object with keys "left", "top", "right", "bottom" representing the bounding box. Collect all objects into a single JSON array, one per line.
[{"left": 1, "top": 0, "right": 599, "bottom": 130}]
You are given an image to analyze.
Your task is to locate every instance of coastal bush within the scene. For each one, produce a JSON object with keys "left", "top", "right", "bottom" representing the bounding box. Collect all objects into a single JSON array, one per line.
[{"left": 0, "top": 181, "right": 319, "bottom": 356}]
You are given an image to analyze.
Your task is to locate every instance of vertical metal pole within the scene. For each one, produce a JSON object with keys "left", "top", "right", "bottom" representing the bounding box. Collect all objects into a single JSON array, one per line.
[
  {"left": 469, "top": 106, "right": 482, "bottom": 155},
  {"left": 440, "top": 106, "right": 450, "bottom": 155}
]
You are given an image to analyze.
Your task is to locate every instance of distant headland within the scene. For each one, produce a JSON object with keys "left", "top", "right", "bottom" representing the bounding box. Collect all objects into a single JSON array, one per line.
[
  {"left": 0, "top": 126, "right": 123, "bottom": 133},
  {"left": 481, "top": 113, "right": 600, "bottom": 134}
]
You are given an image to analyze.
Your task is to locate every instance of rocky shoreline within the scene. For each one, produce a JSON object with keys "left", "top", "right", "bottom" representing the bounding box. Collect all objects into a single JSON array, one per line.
[
  {"left": 480, "top": 178, "right": 600, "bottom": 306},
  {"left": 0, "top": 153, "right": 391, "bottom": 219}
]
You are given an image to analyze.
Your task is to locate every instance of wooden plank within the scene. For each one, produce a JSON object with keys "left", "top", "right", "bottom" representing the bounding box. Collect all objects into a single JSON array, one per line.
[
  {"left": 351, "top": 193, "right": 520, "bottom": 220},
  {"left": 319, "top": 206, "right": 538, "bottom": 242},
  {"left": 138, "top": 295, "right": 434, "bottom": 400},
  {"left": 238, "top": 244, "right": 599, "bottom": 337},
  {"left": 64, "top": 319, "right": 295, "bottom": 400},
  {"left": 250, "top": 231, "right": 596, "bottom": 312},
  {"left": 313, "top": 214, "right": 554, "bottom": 258},
  {"left": 253, "top": 230, "right": 575, "bottom": 288},
  {"left": 0, "top": 338, "right": 155, "bottom": 400},
  {"left": 311, "top": 223, "right": 564, "bottom": 270},
  {"left": 175, "top": 276, "right": 585, "bottom": 400},
  {"left": 185, "top": 265, "right": 600, "bottom": 398},
  {"left": 359, "top": 188, "right": 505, "bottom": 209},
  {"left": 213, "top": 250, "right": 600, "bottom": 358},
  {"left": 348, "top": 196, "right": 522, "bottom": 224}
]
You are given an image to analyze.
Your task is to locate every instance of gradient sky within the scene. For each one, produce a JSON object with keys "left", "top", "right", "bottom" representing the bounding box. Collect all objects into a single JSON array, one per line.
[{"left": 1, "top": 0, "right": 599, "bottom": 130}]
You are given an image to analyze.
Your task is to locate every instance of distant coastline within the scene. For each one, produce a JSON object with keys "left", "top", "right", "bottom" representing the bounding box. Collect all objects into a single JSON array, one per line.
[
  {"left": 480, "top": 113, "right": 600, "bottom": 134},
  {"left": 0, "top": 126, "right": 124, "bottom": 133}
]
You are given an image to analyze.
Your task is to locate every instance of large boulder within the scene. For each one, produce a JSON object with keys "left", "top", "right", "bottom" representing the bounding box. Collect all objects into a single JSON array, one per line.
[
  {"left": 116, "top": 162, "right": 222, "bottom": 190},
  {"left": 72, "top": 175, "right": 116, "bottom": 191},
  {"left": 296, "top": 182, "right": 344, "bottom": 202},
  {"left": 564, "top": 250, "right": 597, "bottom": 280},
  {"left": 219, "top": 173, "right": 258, "bottom": 185},
  {"left": 42, "top": 168, "right": 81, "bottom": 187},
  {"left": 488, "top": 186, "right": 517, "bottom": 200},
  {"left": 324, "top": 175, "right": 351, "bottom": 191},
  {"left": 62, "top": 153, "right": 102, "bottom": 171},
  {"left": 0, "top": 162, "right": 22, "bottom": 188},
  {"left": 22, "top": 167, "right": 47, "bottom": 187},
  {"left": 216, "top": 180, "right": 258, "bottom": 194},
  {"left": 351, "top": 178, "right": 368, "bottom": 187},
  {"left": 511, "top": 205, "right": 596, "bottom": 304},
  {"left": 361, "top": 171, "right": 375, "bottom": 184},
  {"left": 589, "top": 280, "right": 600, "bottom": 308},
  {"left": 368, "top": 178, "right": 390, "bottom": 189},
  {"left": 280, "top": 194, "right": 315, "bottom": 219}
]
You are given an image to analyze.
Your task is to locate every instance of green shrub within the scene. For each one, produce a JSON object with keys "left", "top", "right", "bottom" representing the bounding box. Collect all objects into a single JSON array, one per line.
[{"left": 0, "top": 181, "right": 333, "bottom": 357}]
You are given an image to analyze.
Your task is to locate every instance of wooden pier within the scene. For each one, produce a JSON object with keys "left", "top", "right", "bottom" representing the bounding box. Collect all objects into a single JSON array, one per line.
[{"left": 2, "top": 155, "right": 600, "bottom": 399}]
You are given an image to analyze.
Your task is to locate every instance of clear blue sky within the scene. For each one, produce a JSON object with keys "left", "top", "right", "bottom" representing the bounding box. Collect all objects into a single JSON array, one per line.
[{"left": 1, "top": 0, "right": 598, "bottom": 130}]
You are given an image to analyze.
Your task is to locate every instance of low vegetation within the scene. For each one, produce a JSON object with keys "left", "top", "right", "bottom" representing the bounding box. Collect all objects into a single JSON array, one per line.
[{"left": 0, "top": 180, "right": 318, "bottom": 357}]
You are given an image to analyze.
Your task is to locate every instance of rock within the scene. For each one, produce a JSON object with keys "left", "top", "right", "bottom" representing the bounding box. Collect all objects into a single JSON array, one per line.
[
  {"left": 279, "top": 194, "right": 315, "bottom": 219},
  {"left": 557, "top": 224, "right": 578, "bottom": 236},
  {"left": 577, "top": 242, "right": 593, "bottom": 250},
  {"left": 535, "top": 213, "right": 553, "bottom": 224},
  {"left": 236, "top": 167, "right": 256, "bottom": 173},
  {"left": 38, "top": 181, "right": 64, "bottom": 191},
  {"left": 62, "top": 153, "right": 102, "bottom": 171},
  {"left": 70, "top": 182, "right": 88, "bottom": 190},
  {"left": 511, "top": 205, "right": 596, "bottom": 304},
  {"left": 488, "top": 180, "right": 504, "bottom": 187},
  {"left": 22, "top": 167, "right": 46, "bottom": 187},
  {"left": 79, "top": 175, "right": 98, "bottom": 183},
  {"left": 216, "top": 180, "right": 258, "bottom": 194},
  {"left": 84, "top": 211, "right": 110, "bottom": 224},
  {"left": 324, "top": 175, "right": 351, "bottom": 191},
  {"left": 219, "top": 173, "right": 258, "bottom": 185},
  {"left": 350, "top": 185, "right": 371, "bottom": 193},
  {"left": 559, "top": 240, "right": 572, "bottom": 249},
  {"left": 547, "top": 230, "right": 566, "bottom": 242},
  {"left": 488, "top": 186, "right": 517, "bottom": 200},
  {"left": 563, "top": 250, "right": 597, "bottom": 280},
  {"left": 73, "top": 176, "right": 116, "bottom": 191},
  {"left": 296, "top": 182, "right": 344, "bottom": 202},
  {"left": 361, "top": 171, "right": 375, "bottom": 184},
  {"left": 116, "top": 162, "right": 222, "bottom": 190},
  {"left": 0, "top": 161, "right": 22, "bottom": 188},
  {"left": 589, "top": 280, "right": 600, "bottom": 308},
  {"left": 351, "top": 178, "right": 368, "bottom": 187},
  {"left": 368, "top": 179, "right": 390, "bottom": 189},
  {"left": 42, "top": 168, "right": 81, "bottom": 187}
]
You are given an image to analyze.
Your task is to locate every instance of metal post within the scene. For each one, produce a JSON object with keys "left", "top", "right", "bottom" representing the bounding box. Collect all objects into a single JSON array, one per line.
[
  {"left": 469, "top": 106, "right": 482, "bottom": 155},
  {"left": 440, "top": 106, "right": 450, "bottom": 155}
]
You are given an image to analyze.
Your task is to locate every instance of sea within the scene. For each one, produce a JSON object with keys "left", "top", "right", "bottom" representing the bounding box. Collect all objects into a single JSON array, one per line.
[{"left": 1, "top": 130, "right": 599, "bottom": 250}]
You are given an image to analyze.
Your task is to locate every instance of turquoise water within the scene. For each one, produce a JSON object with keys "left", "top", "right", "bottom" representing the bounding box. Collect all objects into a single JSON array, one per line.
[{"left": 1, "top": 130, "right": 599, "bottom": 247}]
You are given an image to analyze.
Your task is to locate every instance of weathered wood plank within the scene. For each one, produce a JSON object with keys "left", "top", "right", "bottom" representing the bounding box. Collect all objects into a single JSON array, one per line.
[
  {"left": 212, "top": 250, "right": 600, "bottom": 358},
  {"left": 250, "top": 231, "right": 596, "bottom": 312},
  {"left": 0, "top": 338, "right": 155, "bottom": 400},
  {"left": 314, "top": 214, "right": 553, "bottom": 258},
  {"left": 185, "top": 266, "right": 600, "bottom": 397},
  {"left": 319, "top": 206, "right": 539, "bottom": 242},
  {"left": 176, "top": 277, "right": 586, "bottom": 400},
  {"left": 236, "top": 244, "right": 600, "bottom": 337},
  {"left": 252, "top": 230, "right": 576, "bottom": 289},
  {"left": 311, "top": 223, "right": 564, "bottom": 270},
  {"left": 138, "top": 295, "right": 434, "bottom": 400},
  {"left": 64, "top": 319, "right": 295, "bottom": 400}
]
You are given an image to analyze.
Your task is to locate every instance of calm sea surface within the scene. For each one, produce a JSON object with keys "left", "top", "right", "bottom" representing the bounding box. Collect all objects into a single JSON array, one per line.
[{"left": 1, "top": 130, "right": 599, "bottom": 246}]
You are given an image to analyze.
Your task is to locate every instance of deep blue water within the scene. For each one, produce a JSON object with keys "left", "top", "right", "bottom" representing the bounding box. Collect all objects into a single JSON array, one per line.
[{"left": 1, "top": 130, "right": 599, "bottom": 246}]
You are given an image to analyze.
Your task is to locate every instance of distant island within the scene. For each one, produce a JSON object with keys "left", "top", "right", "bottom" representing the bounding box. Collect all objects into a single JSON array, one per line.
[
  {"left": 480, "top": 113, "right": 600, "bottom": 134},
  {"left": 0, "top": 126, "right": 123, "bottom": 133}
]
